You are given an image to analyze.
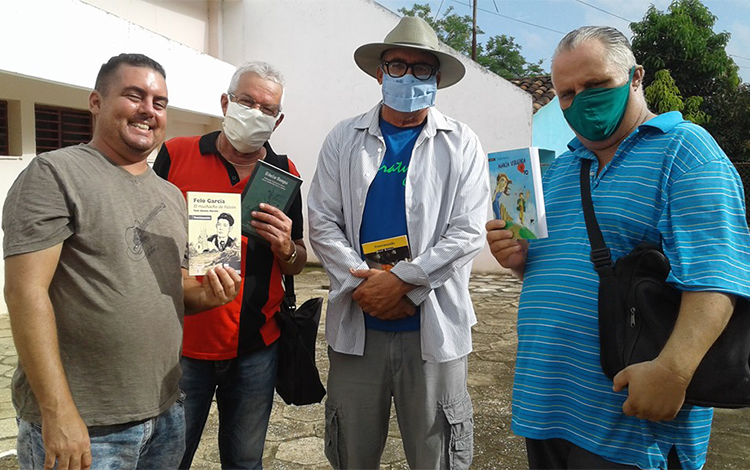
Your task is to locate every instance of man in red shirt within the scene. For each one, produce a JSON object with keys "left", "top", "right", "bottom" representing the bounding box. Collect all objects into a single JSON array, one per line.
[{"left": 154, "top": 61, "right": 307, "bottom": 469}]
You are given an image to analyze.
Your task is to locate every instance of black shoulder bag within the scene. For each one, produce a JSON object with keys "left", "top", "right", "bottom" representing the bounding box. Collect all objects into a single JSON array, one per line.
[
  {"left": 270, "top": 154, "right": 326, "bottom": 406},
  {"left": 580, "top": 158, "right": 750, "bottom": 408},
  {"left": 275, "top": 275, "right": 326, "bottom": 406}
]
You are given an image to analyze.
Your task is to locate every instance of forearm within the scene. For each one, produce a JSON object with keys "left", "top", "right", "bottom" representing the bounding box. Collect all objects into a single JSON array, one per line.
[
  {"left": 308, "top": 203, "right": 367, "bottom": 297},
  {"left": 657, "top": 290, "right": 736, "bottom": 381},
  {"left": 511, "top": 267, "right": 525, "bottom": 281},
  {"left": 6, "top": 290, "right": 78, "bottom": 419},
  {"left": 182, "top": 276, "right": 207, "bottom": 315},
  {"left": 279, "top": 240, "right": 307, "bottom": 275},
  {"left": 392, "top": 208, "right": 486, "bottom": 305},
  {"left": 182, "top": 267, "right": 241, "bottom": 315}
]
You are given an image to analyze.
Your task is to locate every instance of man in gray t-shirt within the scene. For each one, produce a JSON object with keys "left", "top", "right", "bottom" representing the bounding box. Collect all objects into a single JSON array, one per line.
[{"left": 2, "top": 54, "right": 241, "bottom": 470}]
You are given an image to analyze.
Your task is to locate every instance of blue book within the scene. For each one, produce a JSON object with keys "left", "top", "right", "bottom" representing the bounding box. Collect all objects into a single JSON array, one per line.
[{"left": 488, "top": 147, "right": 555, "bottom": 239}]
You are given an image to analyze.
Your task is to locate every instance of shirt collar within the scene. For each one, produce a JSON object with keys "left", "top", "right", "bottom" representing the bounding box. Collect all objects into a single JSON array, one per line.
[
  {"left": 567, "top": 111, "right": 686, "bottom": 153},
  {"left": 354, "top": 102, "right": 454, "bottom": 138},
  {"left": 197, "top": 130, "right": 279, "bottom": 159},
  {"left": 199, "top": 130, "right": 222, "bottom": 155}
]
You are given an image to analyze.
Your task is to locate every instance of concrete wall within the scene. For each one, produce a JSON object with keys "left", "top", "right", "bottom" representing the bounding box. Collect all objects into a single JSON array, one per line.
[
  {"left": 532, "top": 96, "right": 576, "bottom": 158},
  {"left": 0, "top": 0, "right": 233, "bottom": 313},
  {"left": 0, "top": 0, "right": 530, "bottom": 317},
  {"left": 81, "top": 0, "right": 213, "bottom": 54},
  {"left": 0, "top": 0, "right": 234, "bottom": 117},
  {"left": 222, "top": 0, "right": 533, "bottom": 271}
]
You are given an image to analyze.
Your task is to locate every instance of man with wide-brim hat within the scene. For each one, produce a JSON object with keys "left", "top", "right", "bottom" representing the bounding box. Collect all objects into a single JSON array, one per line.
[{"left": 308, "top": 15, "right": 489, "bottom": 470}]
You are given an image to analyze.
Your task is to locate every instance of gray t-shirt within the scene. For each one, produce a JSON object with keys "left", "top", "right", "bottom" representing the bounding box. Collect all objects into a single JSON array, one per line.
[{"left": 2, "top": 144, "right": 188, "bottom": 426}]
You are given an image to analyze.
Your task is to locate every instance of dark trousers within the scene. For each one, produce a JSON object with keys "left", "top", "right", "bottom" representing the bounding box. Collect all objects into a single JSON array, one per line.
[{"left": 526, "top": 438, "right": 682, "bottom": 470}]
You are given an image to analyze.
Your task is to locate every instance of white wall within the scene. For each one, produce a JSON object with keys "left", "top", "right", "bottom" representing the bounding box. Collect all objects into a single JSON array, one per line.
[
  {"left": 82, "top": 0, "right": 212, "bottom": 54},
  {"left": 0, "top": 0, "right": 529, "bottom": 317},
  {"left": 0, "top": 0, "right": 236, "bottom": 313},
  {"left": 224, "top": 0, "right": 532, "bottom": 271},
  {"left": 0, "top": 72, "right": 222, "bottom": 314},
  {"left": 0, "top": 0, "right": 235, "bottom": 118}
]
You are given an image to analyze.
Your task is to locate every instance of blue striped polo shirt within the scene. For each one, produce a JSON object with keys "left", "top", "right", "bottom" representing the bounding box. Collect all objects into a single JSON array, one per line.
[{"left": 512, "top": 111, "right": 750, "bottom": 470}]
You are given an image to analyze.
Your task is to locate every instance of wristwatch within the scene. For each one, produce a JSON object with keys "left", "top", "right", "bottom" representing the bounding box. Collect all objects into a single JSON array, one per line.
[{"left": 282, "top": 242, "right": 298, "bottom": 265}]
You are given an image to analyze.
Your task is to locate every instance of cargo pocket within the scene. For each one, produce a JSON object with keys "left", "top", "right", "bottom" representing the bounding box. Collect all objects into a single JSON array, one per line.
[
  {"left": 324, "top": 402, "right": 343, "bottom": 469},
  {"left": 441, "top": 394, "right": 474, "bottom": 470}
]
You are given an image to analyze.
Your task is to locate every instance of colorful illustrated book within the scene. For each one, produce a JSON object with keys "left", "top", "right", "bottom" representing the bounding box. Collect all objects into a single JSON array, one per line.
[
  {"left": 187, "top": 191, "right": 242, "bottom": 276},
  {"left": 241, "top": 159, "right": 302, "bottom": 244},
  {"left": 487, "top": 147, "right": 555, "bottom": 240},
  {"left": 362, "top": 235, "right": 411, "bottom": 271}
]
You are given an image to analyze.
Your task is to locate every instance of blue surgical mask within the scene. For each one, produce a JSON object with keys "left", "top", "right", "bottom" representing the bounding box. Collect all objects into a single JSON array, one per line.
[{"left": 381, "top": 73, "right": 437, "bottom": 113}]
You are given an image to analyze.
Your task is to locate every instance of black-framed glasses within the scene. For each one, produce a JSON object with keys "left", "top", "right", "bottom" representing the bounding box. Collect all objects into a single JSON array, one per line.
[
  {"left": 228, "top": 93, "right": 280, "bottom": 117},
  {"left": 381, "top": 61, "right": 438, "bottom": 81}
]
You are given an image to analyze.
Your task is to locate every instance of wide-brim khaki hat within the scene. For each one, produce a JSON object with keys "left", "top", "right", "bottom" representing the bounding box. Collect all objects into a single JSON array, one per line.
[{"left": 354, "top": 16, "right": 466, "bottom": 89}]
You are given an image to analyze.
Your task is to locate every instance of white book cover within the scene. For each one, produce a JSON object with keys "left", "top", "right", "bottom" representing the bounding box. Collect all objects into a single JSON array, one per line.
[
  {"left": 187, "top": 191, "right": 242, "bottom": 276},
  {"left": 487, "top": 147, "right": 555, "bottom": 239}
]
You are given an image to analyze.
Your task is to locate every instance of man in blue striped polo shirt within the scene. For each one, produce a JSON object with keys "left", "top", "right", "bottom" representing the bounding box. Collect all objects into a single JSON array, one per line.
[{"left": 487, "top": 26, "right": 750, "bottom": 469}]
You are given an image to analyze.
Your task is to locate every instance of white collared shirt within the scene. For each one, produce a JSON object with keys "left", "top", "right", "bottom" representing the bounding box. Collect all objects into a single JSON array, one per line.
[{"left": 308, "top": 103, "right": 490, "bottom": 362}]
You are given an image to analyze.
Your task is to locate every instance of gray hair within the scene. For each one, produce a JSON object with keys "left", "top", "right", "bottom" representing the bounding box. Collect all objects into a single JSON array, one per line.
[
  {"left": 227, "top": 61, "right": 286, "bottom": 110},
  {"left": 552, "top": 26, "right": 636, "bottom": 82}
]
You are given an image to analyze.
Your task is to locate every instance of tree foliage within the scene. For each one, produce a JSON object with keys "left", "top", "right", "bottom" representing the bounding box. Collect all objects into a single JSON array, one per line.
[
  {"left": 630, "top": 0, "right": 739, "bottom": 99},
  {"left": 644, "top": 69, "right": 684, "bottom": 114},
  {"left": 398, "top": 4, "right": 545, "bottom": 79},
  {"left": 478, "top": 35, "right": 545, "bottom": 79},
  {"left": 631, "top": 0, "right": 747, "bottom": 159},
  {"left": 644, "top": 69, "right": 708, "bottom": 125},
  {"left": 705, "top": 85, "right": 750, "bottom": 161}
]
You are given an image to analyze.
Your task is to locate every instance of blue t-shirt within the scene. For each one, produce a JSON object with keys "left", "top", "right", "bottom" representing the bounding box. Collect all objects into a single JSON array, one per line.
[
  {"left": 359, "top": 118, "right": 424, "bottom": 331},
  {"left": 513, "top": 112, "right": 750, "bottom": 470}
]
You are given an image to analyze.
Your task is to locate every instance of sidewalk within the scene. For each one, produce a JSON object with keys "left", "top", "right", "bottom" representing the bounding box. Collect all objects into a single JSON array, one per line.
[{"left": 1, "top": 267, "right": 749, "bottom": 469}]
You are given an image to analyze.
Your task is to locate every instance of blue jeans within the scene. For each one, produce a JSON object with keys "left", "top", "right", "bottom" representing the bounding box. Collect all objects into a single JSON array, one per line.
[
  {"left": 179, "top": 342, "right": 278, "bottom": 470},
  {"left": 17, "top": 394, "right": 185, "bottom": 469}
]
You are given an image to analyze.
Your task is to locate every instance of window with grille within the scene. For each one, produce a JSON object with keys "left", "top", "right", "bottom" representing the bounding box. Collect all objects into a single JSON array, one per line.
[
  {"left": 0, "top": 100, "right": 8, "bottom": 155},
  {"left": 35, "top": 105, "right": 92, "bottom": 153}
]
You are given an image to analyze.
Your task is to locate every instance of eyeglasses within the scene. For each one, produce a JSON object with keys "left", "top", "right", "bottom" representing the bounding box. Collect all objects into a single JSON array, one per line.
[
  {"left": 228, "top": 93, "right": 280, "bottom": 117},
  {"left": 381, "top": 61, "right": 438, "bottom": 81}
]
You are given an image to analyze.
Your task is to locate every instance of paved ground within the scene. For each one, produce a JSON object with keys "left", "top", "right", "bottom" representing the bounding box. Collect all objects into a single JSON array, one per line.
[{"left": 0, "top": 267, "right": 749, "bottom": 469}]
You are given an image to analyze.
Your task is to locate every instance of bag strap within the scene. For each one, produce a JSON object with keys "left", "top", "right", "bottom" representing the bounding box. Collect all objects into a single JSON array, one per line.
[
  {"left": 283, "top": 275, "right": 297, "bottom": 311},
  {"left": 276, "top": 154, "right": 298, "bottom": 311},
  {"left": 579, "top": 159, "right": 614, "bottom": 277}
]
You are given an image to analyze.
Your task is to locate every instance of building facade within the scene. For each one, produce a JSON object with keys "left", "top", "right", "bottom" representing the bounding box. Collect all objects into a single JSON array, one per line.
[{"left": 0, "top": 0, "right": 533, "bottom": 313}]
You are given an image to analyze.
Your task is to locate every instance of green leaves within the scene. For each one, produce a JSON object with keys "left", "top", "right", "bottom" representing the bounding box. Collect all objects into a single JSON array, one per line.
[
  {"left": 631, "top": 0, "right": 739, "bottom": 98},
  {"left": 631, "top": 0, "right": 746, "bottom": 159},
  {"left": 397, "top": 3, "right": 545, "bottom": 79}
]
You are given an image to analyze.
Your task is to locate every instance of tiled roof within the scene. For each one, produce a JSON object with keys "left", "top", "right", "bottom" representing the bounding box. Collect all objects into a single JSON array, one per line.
[{"left": 510, "top": 75, "right": 555, "bottom": 113}]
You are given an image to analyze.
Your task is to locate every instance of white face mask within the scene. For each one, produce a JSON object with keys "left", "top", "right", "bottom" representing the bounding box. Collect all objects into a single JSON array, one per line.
[{"left": 222, "top": 101, "right": 279, "bottom": 154}]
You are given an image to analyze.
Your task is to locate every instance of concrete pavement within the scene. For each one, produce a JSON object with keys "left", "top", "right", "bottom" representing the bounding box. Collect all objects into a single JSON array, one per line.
[{"left": 1, "top": 267, "right": 749, "bottom": 469}]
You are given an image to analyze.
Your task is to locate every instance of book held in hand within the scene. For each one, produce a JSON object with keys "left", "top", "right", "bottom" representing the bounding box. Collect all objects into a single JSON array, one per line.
[
  {"left": 241, "top": 159, "right": 302, "bottom": 243},
  {"left": 487, "top": 147, "right": 555, "bottom": 240},
  {"left": 362, "top": 235, "right": 412, "bottom": 271},
  {"left": 187, "top": 191, "right": 242, "bottom": 276}
]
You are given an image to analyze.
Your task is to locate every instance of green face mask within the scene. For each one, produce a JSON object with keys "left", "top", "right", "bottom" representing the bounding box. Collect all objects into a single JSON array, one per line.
[{"left": 562, "top": 67, "right": 635, "bottom": 142}]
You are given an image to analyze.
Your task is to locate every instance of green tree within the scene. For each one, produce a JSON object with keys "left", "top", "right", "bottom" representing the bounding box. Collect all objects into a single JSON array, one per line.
[
  {"left": 397, "top": 3, "right": 544, "bottom": 78},
  {"left": 644, "top": 69, "right": 684, "bottom": 114},
  {"left": 631, "top": 0, "right": 747, "bottom": 159},
  {"left": 682, "top": 96, "right": 708, "bottom": 127},
  {"left": 645, "top": 69, "right": 709, "bottom": 125},
  {"left": 478, "top": 35, "right": 544, "bottom": 79},
  {"left": 705, "top": 85, "right": 750, "bottom": 160},
  {"left": 630, "top": 0, "right": 739, "bottom": 99},
  {"left": 398, "top": 5, "right": 481, "bottom": 56}
]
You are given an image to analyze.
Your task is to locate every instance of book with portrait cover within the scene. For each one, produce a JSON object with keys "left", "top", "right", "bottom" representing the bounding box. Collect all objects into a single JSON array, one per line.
[
  {"left": 187, "top": 191, "right": 242, "bottom": 276},
  {"left": 240, "top": 159, "right": 302, "bottom": 243},
  {"left": 487, "top": 147, "right": 555, "bottom": 240},
  {"left": 361, "top": 235, "right": 412, "bottom": 271}
]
